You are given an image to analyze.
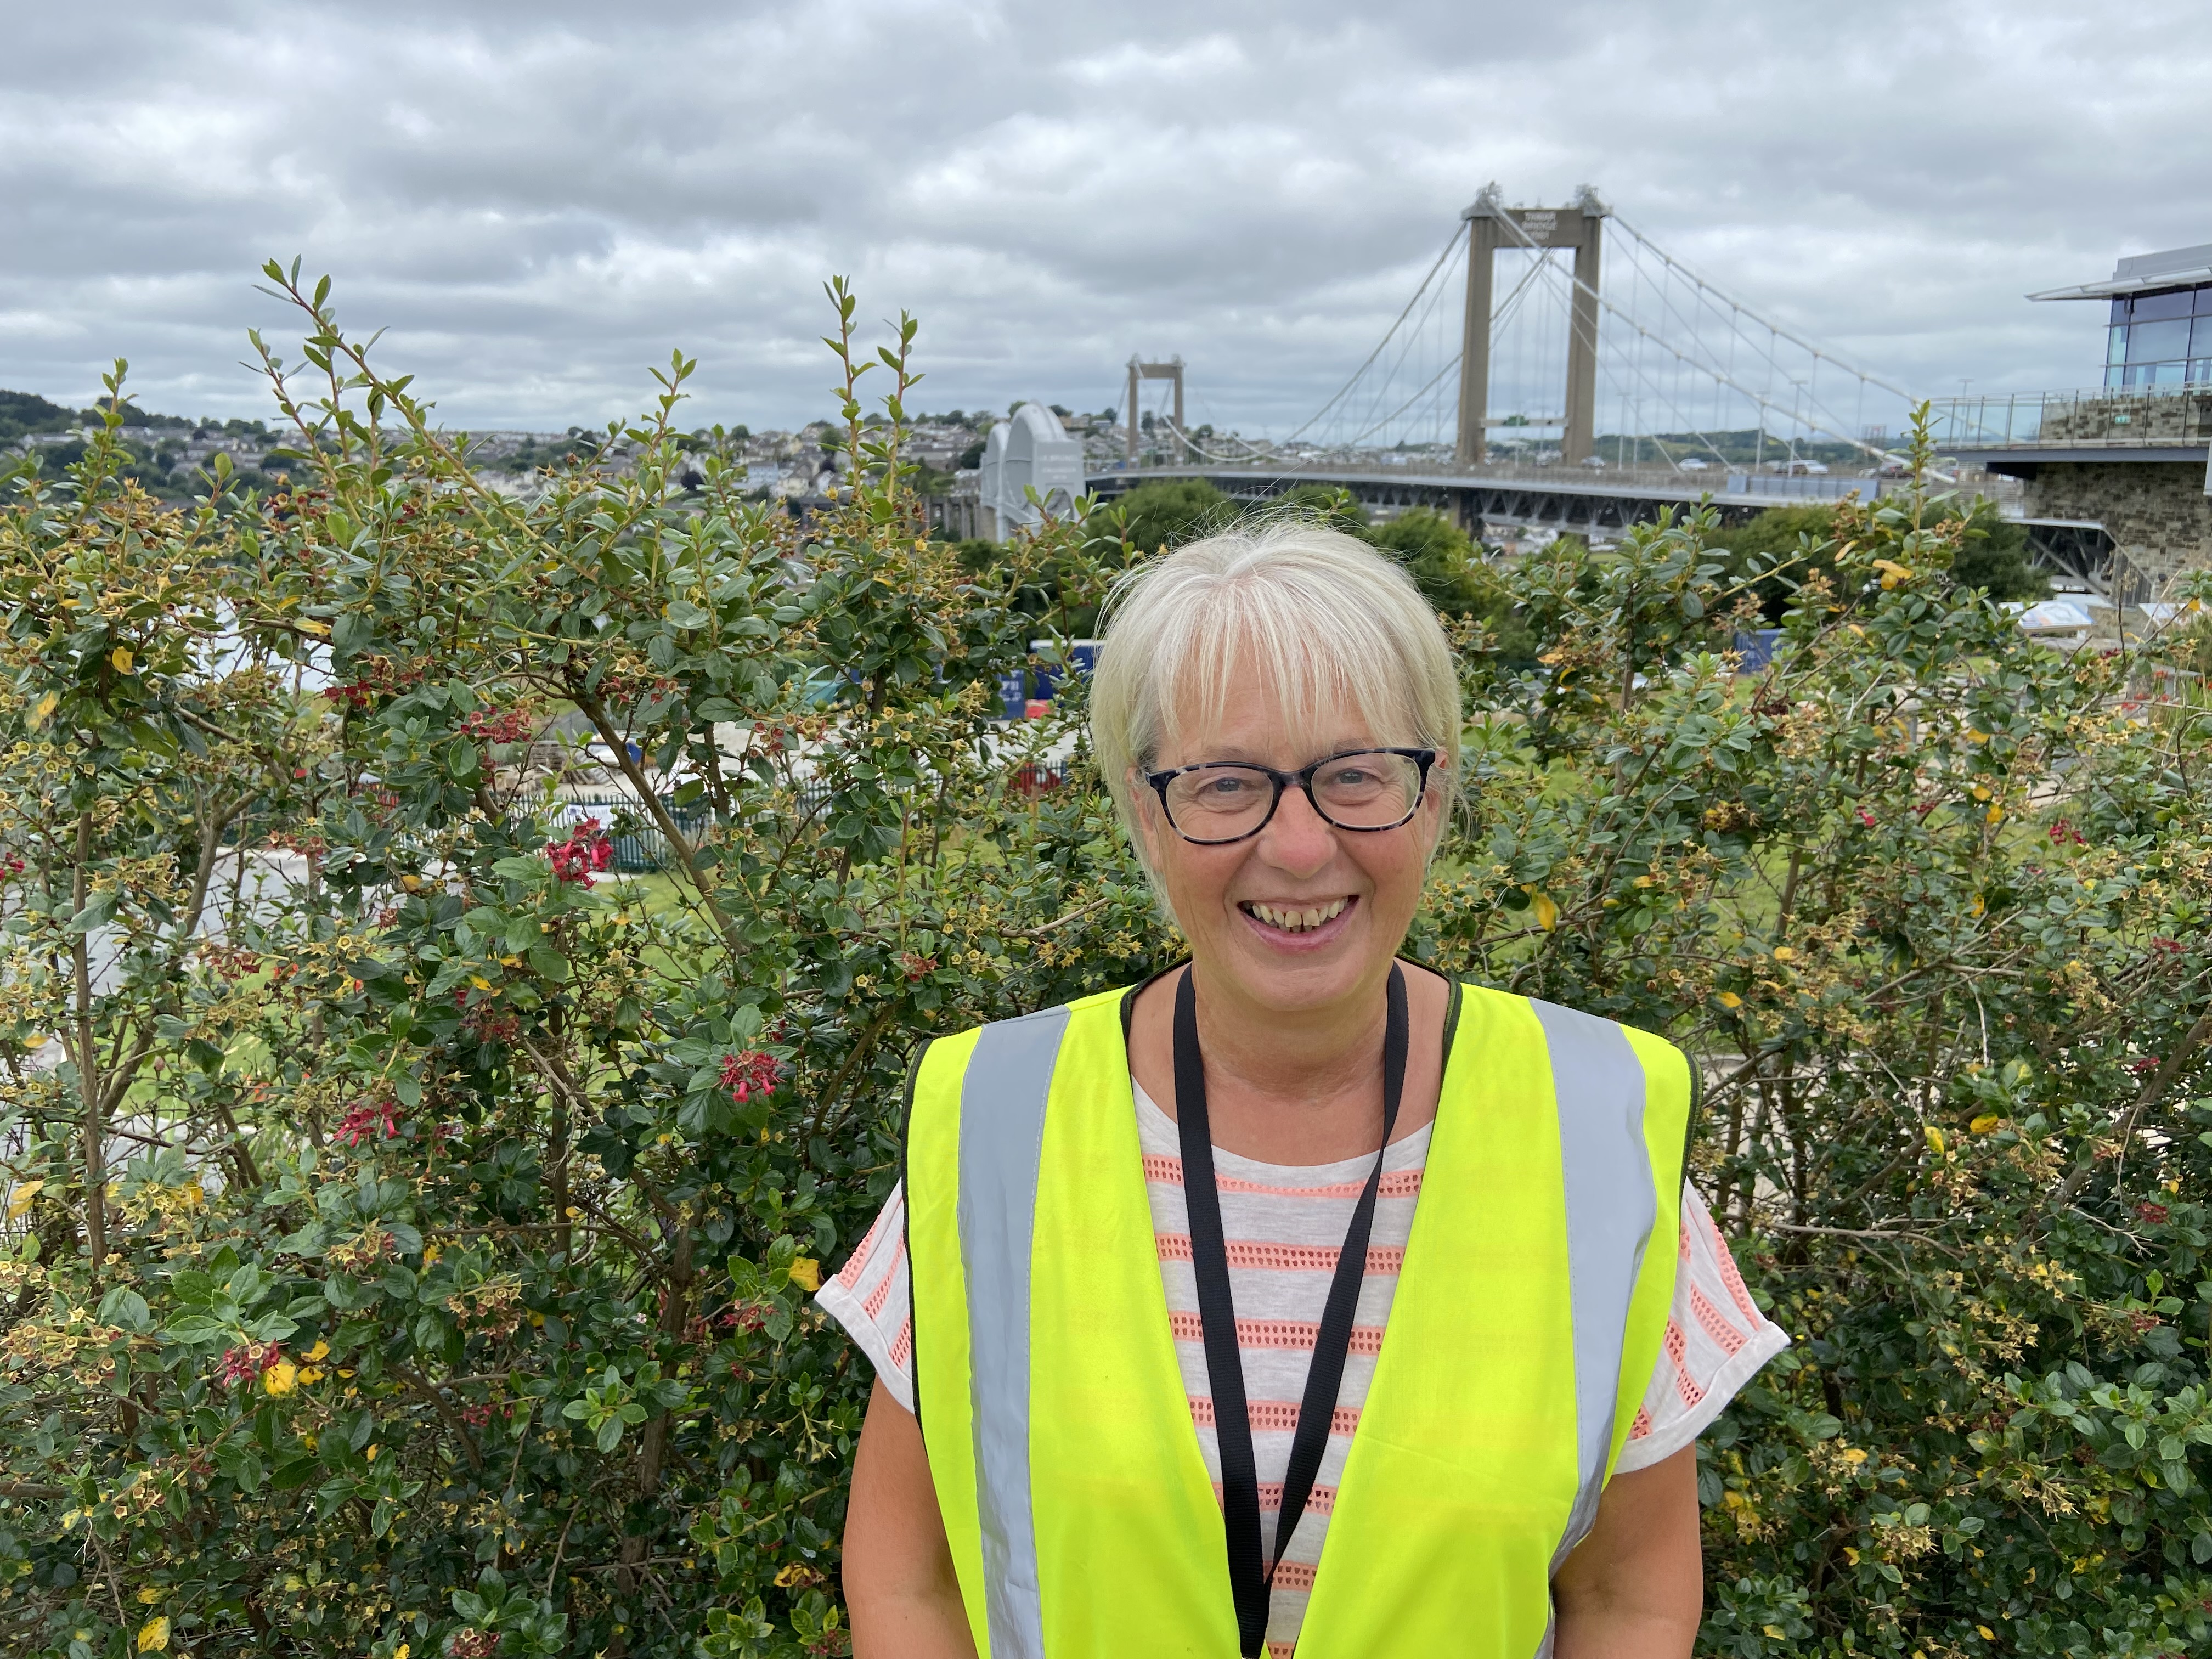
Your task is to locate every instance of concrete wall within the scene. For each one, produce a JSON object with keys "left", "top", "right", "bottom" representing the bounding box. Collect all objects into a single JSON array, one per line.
[{"left": 2024, "top": 461, "right": 2212, "bottom": 603}]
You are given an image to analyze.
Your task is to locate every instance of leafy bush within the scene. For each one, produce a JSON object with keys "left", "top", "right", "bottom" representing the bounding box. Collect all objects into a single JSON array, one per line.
[{"left": 1, "top": 271, "right": 2207, "bottom": 1659}]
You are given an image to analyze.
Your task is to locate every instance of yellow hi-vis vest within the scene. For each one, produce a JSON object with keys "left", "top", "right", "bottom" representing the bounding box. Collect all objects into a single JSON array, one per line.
[{"left": 902, "top": 977, "right": 1690, "bottom": 1659}]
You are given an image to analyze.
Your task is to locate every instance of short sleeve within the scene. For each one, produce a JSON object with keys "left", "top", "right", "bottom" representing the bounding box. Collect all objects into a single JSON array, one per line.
[
  {"left": 815, "top": 1181, "right": 915, "bottom": 1413},
  {"left": 1612, "top": 1183, "right": 1790, "bottom": 1473}
]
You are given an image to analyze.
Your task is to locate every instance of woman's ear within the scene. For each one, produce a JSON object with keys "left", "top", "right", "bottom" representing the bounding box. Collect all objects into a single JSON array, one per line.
[{"left": 1128, "top": 769, "right": 1168, "bottom": 870}]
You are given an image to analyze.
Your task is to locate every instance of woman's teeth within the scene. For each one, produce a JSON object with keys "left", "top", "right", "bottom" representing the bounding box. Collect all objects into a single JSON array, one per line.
[{"left": 1245, "top": 898, "right": 1348, "bottom": 934}]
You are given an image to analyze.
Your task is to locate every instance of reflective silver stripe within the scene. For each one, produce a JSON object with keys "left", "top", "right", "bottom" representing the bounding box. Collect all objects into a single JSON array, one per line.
[
  {"left": 956, "top": 1006, "right": 1070, "bottom": 1659},
  {"left": 1531, "top": 999, "right": 1657, "bottom": 1577}
]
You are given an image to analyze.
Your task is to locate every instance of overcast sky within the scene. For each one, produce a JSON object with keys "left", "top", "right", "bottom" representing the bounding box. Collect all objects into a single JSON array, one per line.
[{"left": 3, "top": 0, "right": 2207, "bottom": 437}]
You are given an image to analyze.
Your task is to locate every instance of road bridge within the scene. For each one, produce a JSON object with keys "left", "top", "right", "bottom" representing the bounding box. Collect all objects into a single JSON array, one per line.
[{"left": 1084, "top": 459, "right": 1948, "bottom": 545}]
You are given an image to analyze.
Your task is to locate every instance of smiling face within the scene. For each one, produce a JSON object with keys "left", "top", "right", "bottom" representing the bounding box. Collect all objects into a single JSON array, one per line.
[{"left": 1133, "top": 668, "right": 1446, "bottom": 1024}]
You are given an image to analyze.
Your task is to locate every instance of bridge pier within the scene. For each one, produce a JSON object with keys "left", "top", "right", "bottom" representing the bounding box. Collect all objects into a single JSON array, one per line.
[{"left": 1456, "top": 185, "right": 1608, "bottom": 467}]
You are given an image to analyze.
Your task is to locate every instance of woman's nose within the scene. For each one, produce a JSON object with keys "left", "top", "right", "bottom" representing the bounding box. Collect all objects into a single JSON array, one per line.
[{"left": 1257, "top": 782, "right": 1336, "bottom": 874}]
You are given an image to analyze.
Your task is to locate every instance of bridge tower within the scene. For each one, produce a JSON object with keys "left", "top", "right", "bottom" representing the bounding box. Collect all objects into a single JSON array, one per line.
[
  {"left": 1455, "top": 184, "right": 1607, "bottom": 467},
  {"left": 1126, "top": 356, "right": 1186, "bottom": 461}
]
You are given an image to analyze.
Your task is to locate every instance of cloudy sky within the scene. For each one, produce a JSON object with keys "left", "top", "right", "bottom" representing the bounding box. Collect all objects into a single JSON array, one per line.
[{"left": 3, "top": 0, "right": 2207, "bottom": 438}]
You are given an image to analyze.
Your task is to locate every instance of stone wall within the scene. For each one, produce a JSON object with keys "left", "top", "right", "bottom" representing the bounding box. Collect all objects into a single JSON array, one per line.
[{"left": 2024, "top": 460, "right": 2212, "bottom": 602}]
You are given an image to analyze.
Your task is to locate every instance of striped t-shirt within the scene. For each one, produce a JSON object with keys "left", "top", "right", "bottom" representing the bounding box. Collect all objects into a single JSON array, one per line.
[{"left": 819, "top": 1079, "right": 1787, "bottom": 1654}]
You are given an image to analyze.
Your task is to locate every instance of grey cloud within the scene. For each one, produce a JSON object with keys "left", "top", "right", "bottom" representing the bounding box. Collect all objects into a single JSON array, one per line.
[{"left": 1, "top": 0, "right": 2204, "bottom": 431}]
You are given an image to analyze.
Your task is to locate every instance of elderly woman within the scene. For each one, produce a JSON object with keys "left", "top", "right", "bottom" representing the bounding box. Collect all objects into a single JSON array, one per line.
[{"left": 820, "top": 523, "right": 1785, "bottom": 1658}]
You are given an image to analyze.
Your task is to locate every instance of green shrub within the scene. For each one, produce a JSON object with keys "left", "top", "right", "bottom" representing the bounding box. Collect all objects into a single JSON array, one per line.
[{"left": 0, "top": 295, "right": 2205, "bottom": 1659}]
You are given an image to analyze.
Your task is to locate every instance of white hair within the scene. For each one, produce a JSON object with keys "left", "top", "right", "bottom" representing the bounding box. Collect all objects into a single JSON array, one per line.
[{"left": 1088, "top": 518, "right": 1462, "bottom": 874}]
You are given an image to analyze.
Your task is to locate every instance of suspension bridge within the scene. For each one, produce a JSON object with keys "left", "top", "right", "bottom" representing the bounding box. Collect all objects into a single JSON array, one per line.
[{"left": 1088, "top": 184, "right": 2022, "bottom": 552}]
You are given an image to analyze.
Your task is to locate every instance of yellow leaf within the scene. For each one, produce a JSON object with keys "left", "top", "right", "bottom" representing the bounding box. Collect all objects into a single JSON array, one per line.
[
  {"left": 138, "top": 1616, "right": 170, "bottom": 1652},
  {"left": 469, "top": 975, "right": 492, "bottom": 990},
  {"left": 1970, "top": 894, "right": 1985, "bottom": 917},
  {"left": 1771, "top": 946, "right": 1795, "bottom": 962},
  {"left": 297, "top": 619, "right": 330, "bottom": 636},
  {"left": 1970, "top": 1114, "right": 2002, "bottom": 1135},
  {"left": 111, "top": 647, "right": 134, "bottom": 674},
  {"left": 137, "top": 1587, "right": 159, "bottom": 1605},
  {"left": 297, "top": 1367, "right": 324, "bottom": 1385},
  {"left": 1926, "top": 1125, "right": 1947, "bottom": 1157},
  {"left": 789, "top": 1257, "right": 821, "bottom": 1293},
  {"left": 30, "top": 691, "right": 57, "bottom": 726},
  {"left": 365, "top": 1444, "right": 378, "bottom": 1462},
  {"left": 1986, "top": 804, "right": 2004, "bottom": 825},
  {"left": 1844, "top": 1546, "right": 1860, "bottom": 1565},
  {"left": 1717, "top": 991, "right": 1743, "bottom": 1009},
  {"left": 304, "top": 1339, "right": 329, "bottom": 1362},
  {"left": 262, "top": 1361, "right": 298, "bottom": 1397},
  {"left": 1978, "top": 1628, "right": 1996, "bottom": 1642},
  {"left": 1840, "top": 1446, "right": 1867, "bottom": 1464},
  {"left": 1763, "top": 1626, "right": 1787, "bottom": 1640},
  {"left": 7, "top": 1178, "right": 44, "bottom": 1218},
  {"left": 1971, "top": 783, "right": 1991, "bottom": 800},
  {"left": 1531, "top": 891, "right": 1559, "bottom": 931}
]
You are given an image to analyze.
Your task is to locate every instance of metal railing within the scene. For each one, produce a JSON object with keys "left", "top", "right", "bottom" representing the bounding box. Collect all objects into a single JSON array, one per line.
[{"left": 1926, "top": 384, "right": 2212, "bottom": 449}]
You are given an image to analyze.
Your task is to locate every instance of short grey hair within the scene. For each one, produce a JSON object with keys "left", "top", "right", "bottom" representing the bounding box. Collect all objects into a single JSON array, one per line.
[{"left": 1089, "top": 518, "right": 1462, "bottom": 863}]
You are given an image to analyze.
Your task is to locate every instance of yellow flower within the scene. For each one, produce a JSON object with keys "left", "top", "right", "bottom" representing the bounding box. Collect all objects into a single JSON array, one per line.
[
  {"left": 1970, "top": 1114, "right": 2002, "bottom": 1135},
  {"left": 789, "top": 1257, "right": 821, "bottom": 1293},
  {"left": 138, "top": 1615, "right": 171, "bottom": 1652},
  {"left": 262, "top": 1361, "right": 298, "bottom": 1397},
  {"left": 1716, "top": 991, "right": 1743, "bottom": 1009},
  {"left": 422, "top": 1245, "right": 442, "bottom": 1266},
  {"left": 1985, "top": 804, "right": 2004, "bottom": 825},
  {"left": 1840, "top": 1447, "right": 1867, "bottom": 1465},
  {"left": 304, "top": 1339, "right": 330, "bottom": 1362}
]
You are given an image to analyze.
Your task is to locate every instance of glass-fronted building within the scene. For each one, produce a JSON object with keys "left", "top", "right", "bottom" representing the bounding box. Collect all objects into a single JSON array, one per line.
[{"left": 2030, "top": 242, "right": 2212, "bottom": 387}]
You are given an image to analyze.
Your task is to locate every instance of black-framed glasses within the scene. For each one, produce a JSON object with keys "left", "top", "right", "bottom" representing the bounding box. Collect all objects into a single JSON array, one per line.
[{"left": 1143, "top": 747, "right": 1438, "bottom": 845}]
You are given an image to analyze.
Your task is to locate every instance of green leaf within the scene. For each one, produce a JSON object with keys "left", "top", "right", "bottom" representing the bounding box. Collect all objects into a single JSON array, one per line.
[
  {"left": 162, "top": 1314, "right": 229, "bottom": 1345},
  {"left": 596, "top": 1415, "right": 625, "bottom": 1453},
  {"left": 527, "top": 946, "right": 569, "bottom": 982}
]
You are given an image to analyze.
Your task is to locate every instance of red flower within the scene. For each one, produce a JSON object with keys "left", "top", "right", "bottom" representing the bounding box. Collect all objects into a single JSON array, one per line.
[
  {"left": 2126, "top": 1057, "right": 2162, "bottom": 1076},
  {"left": 2046, "top": 819, "right": 2086, "bottom": 846},
  {"left": 336, "top": 1097, "right": 400, "bottom": 1146},
  {"left": 546, "top": 819, "right": 615, "bottom": 887},
  {"left": 720, "top": 1049, "right": 783, "bottom": 1104},
  {"left": 2138, "top": 1202, "right": 2171, "bottom": 1225},
  {"left": 2152, "top": 938, "right": 2182, "bottom": 957},
  {"left": 898, "top": 951, "right": 938, "bottom": 981},
  {"left": 215, "top": 1341, "right": 283, "bottom": 1386},
  {"left": 461, "top": 707, "right": 534, "bottom": 744},
  {"left": 1857, "top": 810, "right": 1876, "bottom": 828}
]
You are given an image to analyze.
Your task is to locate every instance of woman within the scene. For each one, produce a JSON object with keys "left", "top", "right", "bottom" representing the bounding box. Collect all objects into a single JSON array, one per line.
[{"left": 821, "top": 523, "right": 1786, "bottom": 1658}]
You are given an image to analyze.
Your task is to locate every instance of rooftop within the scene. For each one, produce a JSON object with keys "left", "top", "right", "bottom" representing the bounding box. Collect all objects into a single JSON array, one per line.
[{"left": 2029, "top": 241, "right": 2212, "bottom": 302}]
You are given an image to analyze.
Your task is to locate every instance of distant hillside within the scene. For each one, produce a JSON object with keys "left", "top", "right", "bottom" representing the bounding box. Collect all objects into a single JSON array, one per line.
[
  {"left": 0, "top": 388, "right": 201, "bottom": 443},
  {"left": 0, "top": 390, "right": 82, "bottom": 443}
]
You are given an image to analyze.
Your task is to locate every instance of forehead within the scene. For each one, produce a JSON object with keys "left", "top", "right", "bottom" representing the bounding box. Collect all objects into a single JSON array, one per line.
[{"left": 1156, "top": 672, "right": 1383, "bottom": 766}]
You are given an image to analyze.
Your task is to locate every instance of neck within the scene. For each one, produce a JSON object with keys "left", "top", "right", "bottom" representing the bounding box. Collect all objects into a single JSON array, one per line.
[
  {"left": 1186, "top": 955, "right": 1389, "bottom": 1110},
  {"left": 1126, "top": 957, "right": 1449, "bottom": 1166}
]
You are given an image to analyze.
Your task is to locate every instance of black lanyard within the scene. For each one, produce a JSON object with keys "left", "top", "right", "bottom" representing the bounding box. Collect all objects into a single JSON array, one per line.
[{"left": 1173, "top": 962, "right": 1409, "bottom": 1657}]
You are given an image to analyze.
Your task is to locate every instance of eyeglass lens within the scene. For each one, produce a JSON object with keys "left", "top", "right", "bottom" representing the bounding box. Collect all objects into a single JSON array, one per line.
[{"left": 1163, "top": 752, "right": 1422, "bottom": 839}]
